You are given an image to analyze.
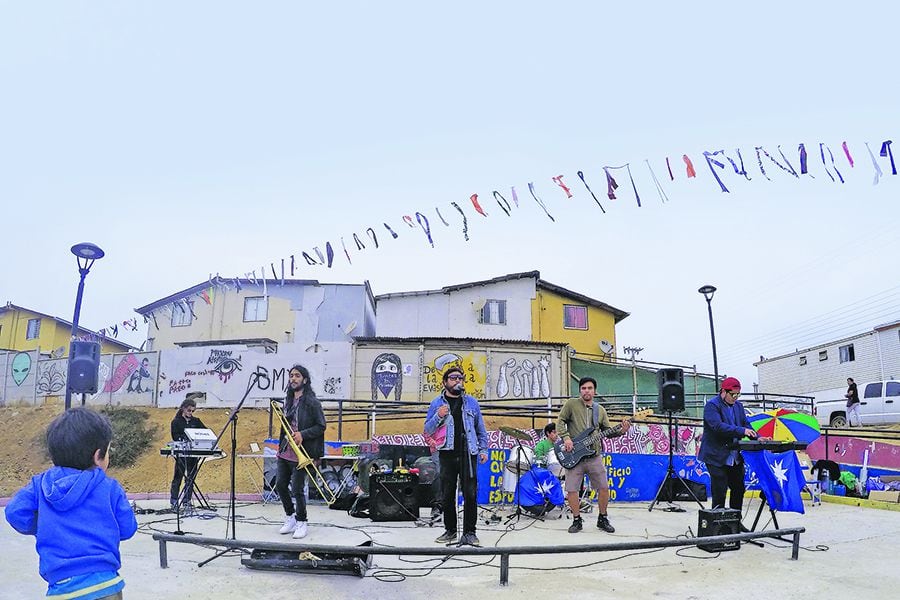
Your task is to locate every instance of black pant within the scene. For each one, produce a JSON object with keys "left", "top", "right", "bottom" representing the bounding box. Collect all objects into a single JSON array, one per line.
[
  {"left": 707, "top": 461, "right": 746, "bottom": 512},
  {"left": 170, "top": 457, "right": 199, "bottom": 505},
  {"left": 276, "top": 457, "right": 309, "bottom": 521},
  {"left": 431, "top": 450, "right": 442, "bottom": 509},
  {"left": 439, "top": 450, "right": 478, "bottom": 535}
]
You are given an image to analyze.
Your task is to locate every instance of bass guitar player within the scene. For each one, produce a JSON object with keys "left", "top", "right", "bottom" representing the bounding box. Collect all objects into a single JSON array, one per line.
[{"left": 557, "top": 377, "right": 632, "bottom": 534}]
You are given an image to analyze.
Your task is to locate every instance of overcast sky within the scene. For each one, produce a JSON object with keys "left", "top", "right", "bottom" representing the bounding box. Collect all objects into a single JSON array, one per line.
[{"left": 1, "top": 2, "right": 897, "bottom": 390}]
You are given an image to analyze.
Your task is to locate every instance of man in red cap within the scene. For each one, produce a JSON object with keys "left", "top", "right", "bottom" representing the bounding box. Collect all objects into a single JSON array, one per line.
[{"left": 698, "top": 377, "right": 758, "bottom": 522}]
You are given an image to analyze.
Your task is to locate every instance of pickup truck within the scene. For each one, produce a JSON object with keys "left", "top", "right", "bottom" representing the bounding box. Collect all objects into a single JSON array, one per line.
[{"left": 812, "top": 380, "right": 900, "bottom": 427}]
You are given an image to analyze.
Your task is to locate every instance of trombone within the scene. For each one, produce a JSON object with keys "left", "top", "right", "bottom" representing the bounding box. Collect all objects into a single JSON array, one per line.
[{"left": 270, "top": 400, "right": 337, "bottom": 506}]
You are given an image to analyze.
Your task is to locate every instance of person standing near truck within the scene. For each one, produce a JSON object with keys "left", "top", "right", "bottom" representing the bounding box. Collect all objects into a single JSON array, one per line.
[{"left": 845, "top": 378, "right": 860, "bottom": 427}]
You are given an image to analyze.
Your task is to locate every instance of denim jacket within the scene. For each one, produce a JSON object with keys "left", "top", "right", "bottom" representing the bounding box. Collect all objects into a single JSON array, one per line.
[{"left": 424, "top": 393, "right": 489, "bottom": 456}]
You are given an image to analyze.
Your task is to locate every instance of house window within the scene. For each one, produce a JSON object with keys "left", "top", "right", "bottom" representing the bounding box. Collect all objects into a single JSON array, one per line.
[
  {"left": 563, "top": 305, "right": 588, "bottom": 330},
  {"left": 26, "top": 318, "right": 41, "bottom": 340},
  {"left": 243, "top": 297, "right": 268, "bottom": 322},
  {"left": 480, "top": 300, "right": 506, "bottom": 325},
  {"left": 818, "top": 350, "right": 828, "bottom": 362},
  {"left": 799, "top": 356, "right": 807, "bottom": 366},
  {"left": 839, "top": 344, "right": 855, "bottom": 363},
  {"left": 170, "top": 304, "right": 192, "bottom": 327}
]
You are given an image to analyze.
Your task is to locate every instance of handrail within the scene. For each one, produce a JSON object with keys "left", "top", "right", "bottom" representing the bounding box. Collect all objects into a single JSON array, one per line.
[{"left": 153, "top": 527, "right": 805, "bottom": 585}]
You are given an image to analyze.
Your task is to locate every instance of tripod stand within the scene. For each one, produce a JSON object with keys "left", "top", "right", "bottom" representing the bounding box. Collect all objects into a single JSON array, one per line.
[
  {"left": 649, "top": 411, "right": 704, "bottom": 512},
  {"left": 504, "top": 441, "right": 543, "bottom": 524}
]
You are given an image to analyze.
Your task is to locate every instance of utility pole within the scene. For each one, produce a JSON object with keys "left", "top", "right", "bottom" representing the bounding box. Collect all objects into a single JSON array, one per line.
[{"left": 622, "top": 346, "right": 643, "bottom": 413}]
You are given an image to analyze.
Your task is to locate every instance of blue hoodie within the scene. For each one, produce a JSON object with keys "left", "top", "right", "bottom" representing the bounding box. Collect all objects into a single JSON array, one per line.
[{"left": 4, "top": 466, "right": 138, "bottom": 585}]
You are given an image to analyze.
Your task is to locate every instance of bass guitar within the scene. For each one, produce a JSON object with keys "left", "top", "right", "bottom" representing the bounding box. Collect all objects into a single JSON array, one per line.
[{"left": 553, "top": 408, "right": 653, "bottom": 469}]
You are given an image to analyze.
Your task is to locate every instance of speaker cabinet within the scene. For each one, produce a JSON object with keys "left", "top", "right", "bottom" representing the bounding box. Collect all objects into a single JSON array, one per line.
[
  {"left": 697, "top": 508, "right": 741, "bottom": 552},
  {"left": 656, "top": 368, "right": 685, "bottom": 412},
  {"left": 67, "top": 341, "right": 101, "bottom": 394},
  {"left": 369, "top": 473, "right": 420, "bottom": 521},
  {"left": 659, "top": 478, "right": 708, "bottom": 502}
]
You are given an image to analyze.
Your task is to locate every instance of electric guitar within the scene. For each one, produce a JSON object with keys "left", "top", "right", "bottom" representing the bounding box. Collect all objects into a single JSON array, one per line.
[{"left": 553, "top": 408, "right": 653, "bottom": 469}]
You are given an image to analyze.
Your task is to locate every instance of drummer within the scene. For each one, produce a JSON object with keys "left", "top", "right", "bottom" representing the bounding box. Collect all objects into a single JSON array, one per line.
[{"left": 533, "top": 423, "right": 559, "bottom": 462}]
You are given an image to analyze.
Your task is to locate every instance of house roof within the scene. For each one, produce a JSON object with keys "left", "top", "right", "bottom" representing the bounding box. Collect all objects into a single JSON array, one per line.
[
  {"left": 134, "top": 278, "right": 375, "bottom": 315},
  {"left": 0, "top": 302, "right": 138, "bottom": 351},
  {"left": 375, "top": 270, "right": 630, "bottom": 323},
  {"left": 354, "top": 336, "right": 570, "bottom": 348}
]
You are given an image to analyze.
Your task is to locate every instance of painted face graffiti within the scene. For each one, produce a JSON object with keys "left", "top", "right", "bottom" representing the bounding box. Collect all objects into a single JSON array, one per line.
[
  {"left": 371, "top": 353, "right": 402, "bottom": 400},
  {"left": 12, "top": 352, "right": 32, "bottom": 386}
]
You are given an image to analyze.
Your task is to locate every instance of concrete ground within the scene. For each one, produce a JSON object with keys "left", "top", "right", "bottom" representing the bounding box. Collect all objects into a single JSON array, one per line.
[{"left": 3, "top": 495, "right": 899, "bottom": 599}]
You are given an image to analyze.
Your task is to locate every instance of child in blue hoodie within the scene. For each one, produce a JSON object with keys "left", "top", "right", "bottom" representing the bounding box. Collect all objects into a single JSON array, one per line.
[{"left": 5, "top": 407, "right": 138, "bottom": 599}]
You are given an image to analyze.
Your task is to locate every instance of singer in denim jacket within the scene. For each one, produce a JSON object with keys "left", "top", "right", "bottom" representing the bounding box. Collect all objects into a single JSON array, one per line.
[{"left": 423, "top": 366, "right": 488, "bottom": 546}]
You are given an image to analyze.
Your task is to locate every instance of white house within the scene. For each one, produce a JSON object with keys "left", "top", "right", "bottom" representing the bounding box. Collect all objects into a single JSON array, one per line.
[{"left": 755, "top": 320, "right": 900, "bottom": 396}]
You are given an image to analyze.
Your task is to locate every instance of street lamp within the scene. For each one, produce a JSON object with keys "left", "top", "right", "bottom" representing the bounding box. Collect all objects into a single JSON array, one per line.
[
  {"left": 697, "top": 285, "right": 719, "bottom": 391},
  {"left": 65, "top": 243, "right": 105, "bottom": 410}
]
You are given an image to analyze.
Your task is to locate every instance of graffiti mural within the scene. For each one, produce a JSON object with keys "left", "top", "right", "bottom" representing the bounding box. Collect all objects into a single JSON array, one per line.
[
  {"left": 495, "top": 354, "right": 552, "bottom": 398},
  {"left": 207, "top": 349, "right": 243, "bottom": 383},
  {"left": 422, "top": 352, "right": 486, "bottom": 399},
  {"left": 11, "top": 352, "right": 32, "bottom": 386},
  {"left": 371, "top": 353, "right": 402, "bottom": 401},
  {"left": 36, "top": 362, "right": 66, "bottom": 395}
]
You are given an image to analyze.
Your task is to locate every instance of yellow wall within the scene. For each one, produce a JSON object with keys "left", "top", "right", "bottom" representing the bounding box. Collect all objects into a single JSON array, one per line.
[
  {"left": 0, "top": 307, "right": 131, "bottom": 355},
  {"left": 148, "top": 289, "right": 295, "bottom": 349},
  {"left": 531, "top": 289, "right": 617, "bottom": 355}
]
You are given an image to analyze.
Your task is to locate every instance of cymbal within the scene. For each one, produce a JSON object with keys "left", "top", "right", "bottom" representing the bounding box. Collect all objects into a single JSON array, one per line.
[{"left": 499, "top": 426, "right": 531, "bottom": 442}]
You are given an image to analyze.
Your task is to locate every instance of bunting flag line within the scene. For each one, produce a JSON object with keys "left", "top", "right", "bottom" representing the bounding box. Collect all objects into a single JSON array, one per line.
[
  {"left": 702, "top": 151, "right": 731, "bottom": 193},
  {"left": 644, "top": 160, "right": 669, "bottom": 204},
  {"left": 469, "top": 193, "right": 489, "bottom": 217},
  {"left": 819, "top": 142, "right": 845, "bottom": 183},
  {"left": 527, "top": 182, "right": 555, "bottom": 221},
  {"left": 552, "top": 175, "right": 573, "bottom": 198},
  {"left": 415, "top": 211, "right": 434, "bottom": 247},
  {"left": 603, "top": 167, "right": 619, "bottom": 199},
  {"left": 576, "top": 170, "right": 606, "bottom": 213},
  {"left": 881, "top": 140, "right": 896, "bottom": 175},
  {"left": 865, "top": 142, "right": 883, "bottom": 185},
  {"left": 682, "top": 155, "right": 696, "bottom": 178},
  {"left": 755, "top": 146, "right": 798, "bottom": 179},
  {"left": 449, "top": 201, "right": 469, "bottom": 241},
  {"left": 603, "top": 164, "right": 641, "bottom": 207},
  {"left": 493, "top": 191, "right": 511, "bottom": 216}
]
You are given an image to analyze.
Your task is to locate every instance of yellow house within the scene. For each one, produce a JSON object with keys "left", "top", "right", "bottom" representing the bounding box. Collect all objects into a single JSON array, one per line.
[
  {"left": 531, "top": 278, "right": 628, "bottom": 357},
  {"left": 0, "top": 302, "right": 136, "bottom": 356}
]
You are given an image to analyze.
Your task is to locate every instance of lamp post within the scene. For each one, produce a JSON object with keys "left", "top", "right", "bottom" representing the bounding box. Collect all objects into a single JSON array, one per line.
[
  {"left": 697, "top": 285, "right": 719, "bottom": 391},
  {"left": 65, "top": 242, "right": 105, "bottom": 410}
]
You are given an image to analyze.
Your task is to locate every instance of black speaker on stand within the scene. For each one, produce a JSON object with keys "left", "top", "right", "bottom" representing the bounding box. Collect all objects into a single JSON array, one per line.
[
  {"left": 649, "top": 368, "right": 705, "bottom": 512},
  {"left": 67, "top": 341, "right": 101, "bottom": 402}
]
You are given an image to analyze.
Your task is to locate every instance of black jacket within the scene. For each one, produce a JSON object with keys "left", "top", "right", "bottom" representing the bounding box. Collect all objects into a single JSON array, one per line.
[
  {"left": 171, "top": 413, "right": 207, "bottom": 442},
  {"left": 279, "top": 390, "right": 326, "bottom": 459}
]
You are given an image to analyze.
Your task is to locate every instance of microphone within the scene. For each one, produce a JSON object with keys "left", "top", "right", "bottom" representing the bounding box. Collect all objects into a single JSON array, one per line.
[{"left": 452, "top": 382, "right": 465, "bottom": 393}]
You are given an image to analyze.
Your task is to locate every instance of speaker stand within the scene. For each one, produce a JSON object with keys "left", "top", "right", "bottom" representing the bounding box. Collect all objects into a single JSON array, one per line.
[
  {"left": 649, "top": 411, "right": 704, "bottom": 512},
  {"left": 504, "top": 442, "right": 543, "bottom": 525}
]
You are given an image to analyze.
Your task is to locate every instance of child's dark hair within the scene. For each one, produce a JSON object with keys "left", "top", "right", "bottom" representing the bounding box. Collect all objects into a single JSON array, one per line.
[
  {"left": 47, "top": 407, "right": 112, "bottom": 470},
  {"left": 543, "top": 422, "right": 556, "bottom": 436}
]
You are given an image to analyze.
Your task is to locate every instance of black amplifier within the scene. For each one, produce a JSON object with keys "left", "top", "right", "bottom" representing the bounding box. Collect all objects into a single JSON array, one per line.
[
  {"left": 370, "top": 472, "right": 420, "bottom": 521},
  {"left": 697, "top": 508, "right": 741, "bottom": 553}
]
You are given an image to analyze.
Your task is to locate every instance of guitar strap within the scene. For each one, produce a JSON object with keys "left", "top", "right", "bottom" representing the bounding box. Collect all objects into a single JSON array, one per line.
[{"left": 592, "top": 402, "right": 600, "bottom": 430}]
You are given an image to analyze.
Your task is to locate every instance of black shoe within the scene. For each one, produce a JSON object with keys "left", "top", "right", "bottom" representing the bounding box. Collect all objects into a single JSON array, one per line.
[
  {"left": 459, "top": 533, "right": 481, "bottom": 547},
  {"left": 568, "top": 516, "right": 583, "bottom": 533},
  {"left": 430, "top": 506, "right": 442, "bottom": 521},
  {"left": 739, "top": 524, "right": 751, "bottom": 533},
  {"left": 435, "top": 530, "right": 457, "bottom": 544},
  {"left": 597, "top": 514, "right": 615, "bottom": 533}
]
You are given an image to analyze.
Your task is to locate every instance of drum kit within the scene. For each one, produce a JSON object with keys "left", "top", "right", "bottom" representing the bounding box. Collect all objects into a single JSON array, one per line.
[{"left": 498, "top": 426, "right": 564, "bottom": 518}]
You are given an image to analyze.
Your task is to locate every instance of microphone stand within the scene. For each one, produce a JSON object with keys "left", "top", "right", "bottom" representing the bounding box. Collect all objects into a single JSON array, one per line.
[{"left": 198, "top": 372, "right": 260, "bottom": 568}]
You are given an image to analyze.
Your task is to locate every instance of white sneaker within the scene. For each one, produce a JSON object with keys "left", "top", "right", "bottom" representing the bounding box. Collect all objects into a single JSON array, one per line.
[
  {"left": 279, "top": 515, "right": 297, "bottom": 535},
  {"left": 292, "top": 521, "right": 308, "bottom": 539}
]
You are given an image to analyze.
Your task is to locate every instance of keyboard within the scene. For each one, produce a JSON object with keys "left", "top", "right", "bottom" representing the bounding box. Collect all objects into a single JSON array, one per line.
[{"left": 738, "top": 440, "right": 808, "bottom": 452}]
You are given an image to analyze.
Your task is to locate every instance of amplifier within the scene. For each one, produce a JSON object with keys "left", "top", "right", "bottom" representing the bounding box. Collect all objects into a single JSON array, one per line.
[
  {"left": 370, "top": 472, "right": 420, "bottom": 521},
  {"left": 697, "top": 508, "right": 741, "bottom": 553}
]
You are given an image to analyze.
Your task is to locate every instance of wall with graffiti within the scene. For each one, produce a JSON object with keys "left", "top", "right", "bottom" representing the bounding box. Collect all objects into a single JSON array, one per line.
[
  {"left": 353, "top": 340, "right": 568, "bottom": 405},
  {"left": 156, "top": 342, "right": 351, "bottom": 408},
  {"left": 27, "top": 351, "right": 160, "bottom": 406},
  {"left": 0, "top": 350, "right": 39, "bottom": 406}
]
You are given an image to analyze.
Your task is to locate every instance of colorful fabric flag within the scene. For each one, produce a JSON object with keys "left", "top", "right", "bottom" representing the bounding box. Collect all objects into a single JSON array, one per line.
[
  {"left": 493, "top": 191, "right": 511, "bottom": 216},
  {"left": 742, "top": 449, "right": 806, "bottom": 514},
  {"left": 415, "top": 212, "right": 434, "bottom": 247},
  {"left": 842, "top": 141, "right": 854, "bottom": 167},
  {"left": 881, "top": 140, "right": 896, "bottom": 175},
  {"left": 367, "top": 227, "right": 380, "bottom": 248},
  {"left": 435, "top": 207, "right": 449, "bottom": 226},
  {"left": 552, "top": 175, "right": 573, "bottom": 198},
  {"left": 683, "top": 155, "right": 696, "bottom": 178},
  {"left": 865, "top": 142, "right": 884, "bottom": 185},
  {"left": 527, "top": 182, "right": 556, "bottom": 221},
  {"left": 449, "top": 201, "right": 470, "bottom": 241},
  {"left": 576, "top": 170, "right": 606, "bottom": 212},
  {"left": 469, "top": 193, "right": 488, "bottom": 217}
]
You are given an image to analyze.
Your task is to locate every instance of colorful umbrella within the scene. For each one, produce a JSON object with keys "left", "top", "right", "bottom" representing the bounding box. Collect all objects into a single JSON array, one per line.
[{"left": 747, "top": 409, "right": 821, "bottom": 444}]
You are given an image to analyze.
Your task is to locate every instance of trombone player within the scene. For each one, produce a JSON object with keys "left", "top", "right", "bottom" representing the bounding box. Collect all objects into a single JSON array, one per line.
[{"left": 276, "top": 364, "right": 326, "bottom": 539}]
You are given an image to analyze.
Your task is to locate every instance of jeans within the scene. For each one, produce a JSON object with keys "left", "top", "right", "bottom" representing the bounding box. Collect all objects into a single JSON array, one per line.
[
  {"left": 707, "top": 461, "right": 746, "bottom": 512},
  {"left": 276, "top": 457, "right": 309, "bottom": 521},
  {"left": 439, "top": 450, "right": 478, "bottom": 535},
  {"left": 170, "top": 457, "right": 199, "bottom": 505},
  {"left": 431, "top": 450, "right": 443, "bottom": 509}
]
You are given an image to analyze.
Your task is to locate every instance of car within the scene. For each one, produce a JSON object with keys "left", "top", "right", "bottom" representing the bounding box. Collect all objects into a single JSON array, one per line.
[{"left": 813, "top": 380, "right": 900, "bottom": 427}]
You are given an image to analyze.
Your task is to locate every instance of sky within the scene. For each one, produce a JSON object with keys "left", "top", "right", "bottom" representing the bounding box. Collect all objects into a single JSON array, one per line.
[{"left": 1, "top": 2, "right": 898, "bottom": 390}]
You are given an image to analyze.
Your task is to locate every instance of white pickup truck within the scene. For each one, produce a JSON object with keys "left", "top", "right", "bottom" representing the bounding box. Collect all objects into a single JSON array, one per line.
[{"left": 812, "top": 380, "right": 900, "bottom": 427}]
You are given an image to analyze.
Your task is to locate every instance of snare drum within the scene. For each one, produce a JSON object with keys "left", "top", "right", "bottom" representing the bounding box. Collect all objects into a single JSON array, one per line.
[{"left": 505, "top": 446, "right": 535, "bottom": 474}]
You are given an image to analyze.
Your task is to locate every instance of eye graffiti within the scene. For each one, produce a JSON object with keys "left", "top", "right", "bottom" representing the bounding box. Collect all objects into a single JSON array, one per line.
[{"left": 210, "top": 356, "right": 243, "bottom": 383}]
